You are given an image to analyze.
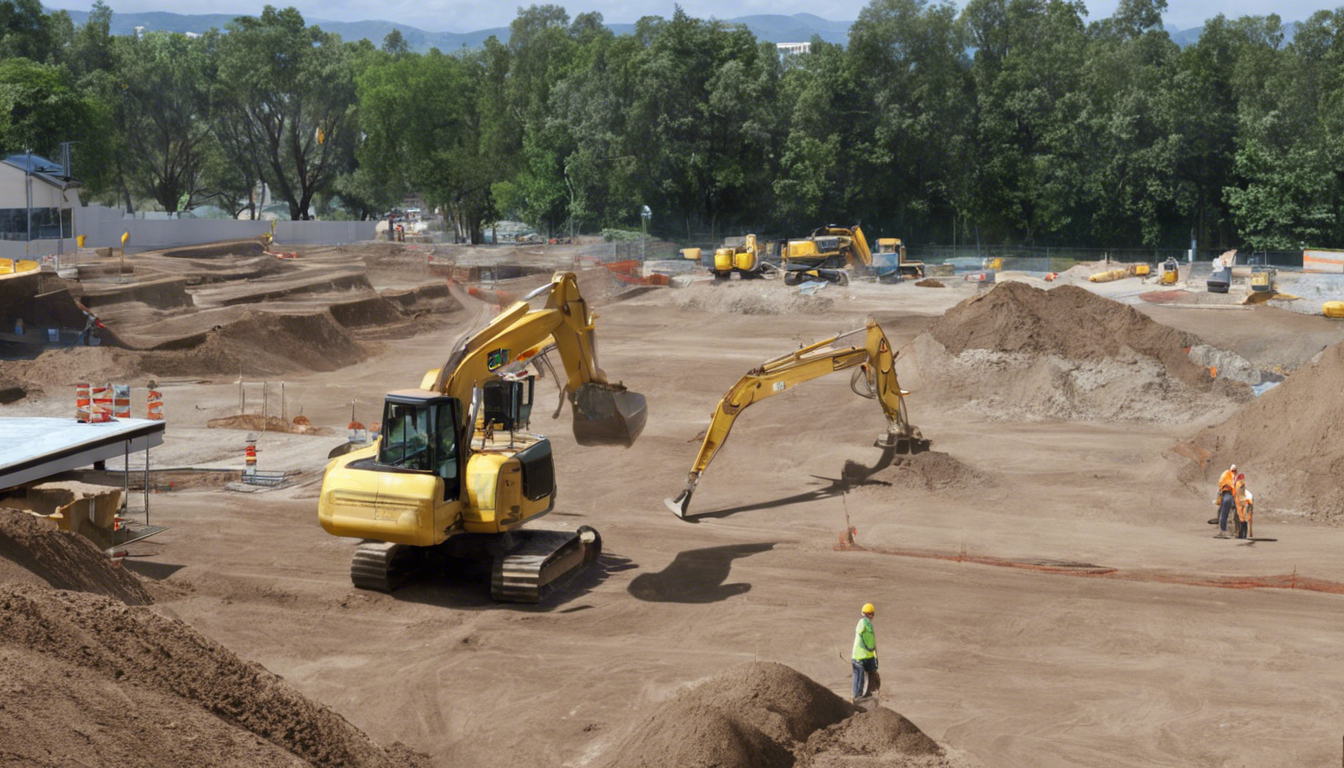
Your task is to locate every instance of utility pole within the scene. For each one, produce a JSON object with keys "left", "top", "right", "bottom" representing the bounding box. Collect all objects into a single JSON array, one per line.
[
  {"left": 24, "top": 148, "right": 32, "bottom": 259},
  {"left": 640, "top": 205, "right": 652, "bottom": 265}
]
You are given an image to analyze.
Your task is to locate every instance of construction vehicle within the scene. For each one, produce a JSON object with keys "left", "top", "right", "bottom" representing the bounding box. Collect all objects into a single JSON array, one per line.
[
  {"left": 664, "top": 320, "right": 929, "bottom": 518},
  {"left": 707, "top": 234, "right": 768, "bottom": 279},
  {"left": 874, "top": 238, "right": 924, "bottom": 280},
  {"left": 782, "top": 225, "right": 873, "bottom": 286},
  {"left": 1159, "top": 257, "right": 1180, "bottom": 286},
  {"left": 317, "top": 272, "right": 648, "bottom": 601}
]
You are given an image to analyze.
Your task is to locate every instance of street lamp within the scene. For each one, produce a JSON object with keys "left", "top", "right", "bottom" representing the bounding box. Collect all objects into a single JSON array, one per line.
[{"left": 640, "top": 205, "right": 652, "bottom": 263}]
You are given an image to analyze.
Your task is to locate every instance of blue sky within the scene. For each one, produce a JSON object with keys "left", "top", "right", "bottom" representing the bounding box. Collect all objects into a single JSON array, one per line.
[{"left": 47, "top": 0, "right": 1339, "bottom": 35}]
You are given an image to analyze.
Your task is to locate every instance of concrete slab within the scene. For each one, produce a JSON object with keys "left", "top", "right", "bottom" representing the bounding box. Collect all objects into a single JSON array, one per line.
[{"left": 0, "top": 417, "right": 165, "bottom": 489}]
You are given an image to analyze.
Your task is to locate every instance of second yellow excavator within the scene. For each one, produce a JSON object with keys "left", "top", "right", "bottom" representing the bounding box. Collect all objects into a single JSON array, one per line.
[{"left": 664, "top": 320, "right": 929, "bottom": 518}]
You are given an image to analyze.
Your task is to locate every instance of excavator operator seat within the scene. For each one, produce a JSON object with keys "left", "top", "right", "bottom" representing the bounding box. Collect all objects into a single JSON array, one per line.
[{"left": 483, "top": 376, "right": 534, "bottom": 432}]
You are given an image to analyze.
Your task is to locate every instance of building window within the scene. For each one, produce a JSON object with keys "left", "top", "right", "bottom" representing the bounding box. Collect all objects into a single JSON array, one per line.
[{"left": 0, "top": 207, "right": 72, "bottom": 240}]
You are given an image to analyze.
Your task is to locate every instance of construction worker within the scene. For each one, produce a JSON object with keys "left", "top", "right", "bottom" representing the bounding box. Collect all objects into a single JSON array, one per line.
[
  {"left": 1233, "top": 473, "right": 1250, "bottom": 539},
  {"left": 851, "top": 603, "right": 878, "bottom": 701},
  {"left": 1214, "top": 463, "right": 1237, "bottom": 538}
]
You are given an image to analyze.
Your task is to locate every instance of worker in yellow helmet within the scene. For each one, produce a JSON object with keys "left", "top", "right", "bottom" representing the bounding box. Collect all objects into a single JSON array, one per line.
[{"left": 851, "top": 603, "right": 878, "bottom": 701}]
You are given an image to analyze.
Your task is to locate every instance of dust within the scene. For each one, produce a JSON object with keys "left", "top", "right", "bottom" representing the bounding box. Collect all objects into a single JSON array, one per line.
[
  {"left": 598, "top": 662, "right": 950, "bottom": 768},
  {"left": 0, "top": 509, "right": 153, "bottom": 605},
  {"left": 0, "top": 586, "right": 430, "bottom": 768},
  {"left": 915, "top": 283, "right": 1252, "bottom": 422},
  {"left": 673, "top": 282, "right": 835, "bottom": 315},
  {"left": 1186, "top": 339, "right": 1344, "bottom": 522}
]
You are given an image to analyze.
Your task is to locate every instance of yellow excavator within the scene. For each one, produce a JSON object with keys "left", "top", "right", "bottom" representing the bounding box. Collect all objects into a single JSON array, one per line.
[
  {"left": 664, "top": 320, "right": 929, "bottom": 518},
  {"left": 782, "top": 225, "right": 873, "bottom": 286},
  {"left": 706, "top": 234, "right": 768, "bottom": 280},
  {"left": 318, "top": 272, "right": 648, "bottom": 601}
]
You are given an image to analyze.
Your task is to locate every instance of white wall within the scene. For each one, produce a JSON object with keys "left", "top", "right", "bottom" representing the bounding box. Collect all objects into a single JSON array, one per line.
[{"left": 75, "top": 204, "right": 375, "bottom": 253}]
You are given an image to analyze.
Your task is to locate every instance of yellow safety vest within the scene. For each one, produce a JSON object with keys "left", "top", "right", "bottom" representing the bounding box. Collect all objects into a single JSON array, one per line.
[{"left": 852, "top": 617, "right": 876, "bottom": 661}]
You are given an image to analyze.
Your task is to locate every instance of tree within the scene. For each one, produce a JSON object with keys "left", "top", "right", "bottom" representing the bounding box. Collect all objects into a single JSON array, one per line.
[
  {"left": 113, "top": 32, "right": 214, "bottom": 213},
  {"left": 0, "top": 57, "right": 97, "bottom": 157},
  {"left": 0, "top": 0, "right": 55, "bottom": 62},
  {"left": 214, "top": 7, "right": 357, "bottom": 220}
]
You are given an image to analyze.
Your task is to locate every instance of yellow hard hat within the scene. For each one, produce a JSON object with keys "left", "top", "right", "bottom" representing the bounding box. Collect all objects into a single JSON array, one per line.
[{"left": 862, "top": 603, "right": 875, "bottom": 616}]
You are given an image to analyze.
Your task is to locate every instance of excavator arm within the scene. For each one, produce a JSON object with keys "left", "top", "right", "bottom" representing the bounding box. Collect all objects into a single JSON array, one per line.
[
  {"left": 425, "top": 272, "right": 647, "bottom": 446},
  {"left": 664, "top": 320, "right": 928, "bottom": 518}
]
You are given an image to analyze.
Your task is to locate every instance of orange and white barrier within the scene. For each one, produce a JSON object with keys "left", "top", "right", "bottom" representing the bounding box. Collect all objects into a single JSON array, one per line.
[
  {"left": 112, "top": 385, "right": 131, "bottom": 420},
  {"left": 90, "top": 385, "right": 112, "bottom": 423},
  {"left": 147, "top": 389, "right": 163, "bottom": 420},
  {"left": 244, "top": 439, "right": 257, "bottom": 475},
  {"left": 76, "top": 383, "right": 90, "bottom": 422}
]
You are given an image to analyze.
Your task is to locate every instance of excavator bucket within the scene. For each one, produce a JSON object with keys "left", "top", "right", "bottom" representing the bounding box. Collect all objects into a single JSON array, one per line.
[
  {"left": 876, "top": 426, "right": 930, "bottom": 454},
  {"left": 571, "top": 382, "right": 648, "bottom": 447}
]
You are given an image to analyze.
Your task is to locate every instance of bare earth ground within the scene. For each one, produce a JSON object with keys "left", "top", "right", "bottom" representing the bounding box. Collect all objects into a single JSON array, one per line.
[{"left": 5, "top": 249, "right": 1344, "bottom": 766}]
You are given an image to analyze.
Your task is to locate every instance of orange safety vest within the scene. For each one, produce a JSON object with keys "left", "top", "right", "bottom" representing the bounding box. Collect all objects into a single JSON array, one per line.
[
  {"left": 1217, "top": 470, "right": 1236, "bottom": 494},
  {"left": 1234, "top": 479, "right": 1250, "bottom": 521}
]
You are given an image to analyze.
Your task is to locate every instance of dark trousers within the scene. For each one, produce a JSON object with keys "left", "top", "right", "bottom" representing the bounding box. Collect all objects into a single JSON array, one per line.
[
  {"left": 1218, "top": 491, "right": 1234, "bottom": 532},
  {"left": 852, "top": 658, "right": 876, "bottom": 698}
]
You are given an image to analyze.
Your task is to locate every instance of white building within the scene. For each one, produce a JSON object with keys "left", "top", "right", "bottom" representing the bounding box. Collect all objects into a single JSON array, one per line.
[
  {"left": 777, "top": 42, "right": 811, "bottom": 56},
  {"left": 0, "top": 154, "right": 81, "bottom": 259}
]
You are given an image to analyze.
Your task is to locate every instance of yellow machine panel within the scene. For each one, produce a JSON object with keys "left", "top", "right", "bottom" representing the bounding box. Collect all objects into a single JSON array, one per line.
[
  {"left": 733, "top": 250, "right": 757, "bottom": 272},
  {"left": 714, "top": 248, "right": 734, "bottom": 272}
]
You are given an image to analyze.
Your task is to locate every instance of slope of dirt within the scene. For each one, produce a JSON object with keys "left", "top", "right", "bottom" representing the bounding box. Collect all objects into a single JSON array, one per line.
[
  {"left": 844, "top": 451, "right": 988, "bottom": 494},
  {"left": 138, "top": 310, "right": 366, "bottom": 376},
  {"left": 1186, "top": 340, "right": 1344, "bottom": 522},
  {"left": 598, "top": 662, "right": 949, "bottom": 768},
  {"left": 801, "top": 708, "right": 944, "bottom": 765},
  {"left": 0, "top": 509, "right": 152, "bottom": 605},
  {"left": 914, "top": 283, "right": 1252, "bottom": 422},
  {"left": 673, "top": 282, "right": 835, "bottom": 315},
  {"left": 0, "top": 586, "right": 430, "bottom": 768}
]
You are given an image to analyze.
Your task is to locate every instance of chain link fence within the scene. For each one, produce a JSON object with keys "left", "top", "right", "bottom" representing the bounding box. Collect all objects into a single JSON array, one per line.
[{"left": 906, "top": 244, "right": 1305, "bottom": 270}]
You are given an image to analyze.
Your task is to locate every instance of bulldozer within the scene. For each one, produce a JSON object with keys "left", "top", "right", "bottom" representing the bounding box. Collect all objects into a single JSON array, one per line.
[
  {"left": 664, "top": 320, "right": 929, "bottom": 518},
  {"left": 318, "top": 272, "right": 648, "bottom": 602},
  {"left": 781, "top": 225, "right": 874, "bottom": 286},
  {"left": 874, "top": 238, "right": 925, "bottom": 281}
]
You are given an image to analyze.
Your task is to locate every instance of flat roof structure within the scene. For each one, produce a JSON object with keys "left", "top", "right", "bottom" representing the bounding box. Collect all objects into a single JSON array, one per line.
[{"left": 0, "top": 418, "right": 164, "bottom": 490}]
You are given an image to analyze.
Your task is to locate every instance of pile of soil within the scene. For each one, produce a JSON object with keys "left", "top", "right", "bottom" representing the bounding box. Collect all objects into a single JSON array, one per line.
[
  {"left": 914, "top": 283, "right": 1252, "bottom": 422},
  {"left": 915, "top": 278, "right": 946, "bottom": 288},
  {"left": 0, "top": 586, "right": 429, "bottom": 768},
  {"left": 139, "top": 310, "right": 366, "bottom": 376},
  {"left": 1185, "top": 340, "right": 1344, "bottom": 522},
  {"left": 206, "top": 414, "right": 334, "bottom": 435},
  {"left": 800, "top": 708, "right": 943, "bottom": 764},
  {"left": 598, "top": 662, "right": 948, "bottom": 768},
  {"left": 843, "top": 451, "right": 988, "bottom": 494},
  {"left": 0, "top": 509, "right": 152, "bottom": 605},
  {"left": 673, "top": 283, "right": 835, "bottom": 316},
  {"left": 159, "top": 239, "right": 266, "bottom": 260}
]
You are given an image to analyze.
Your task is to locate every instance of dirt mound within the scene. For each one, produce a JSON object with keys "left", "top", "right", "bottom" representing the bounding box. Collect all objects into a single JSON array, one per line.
[
  {"left": 915, "top": 283, "right": 1251, "bottom": 422},
  {"left": 599, "top": 662, "right": 948, "bottom": 768},
  {"left": 206, "top": 414, "right": 334, "bottom": 435},
  {"left": 1186, "top": 340, "right": 1344, "bottom": 522},
  {"left": 0, "top": 509, "right": 152, "bottom": 605},
  {"left": 801, "top": 708, "right": 943, "bottom": 762},
  {"left": 915, "top": 278, "right": 945, "bottom": 288},
  {"left": 159, "top": 239, "right": 266, "bottom": 259},
  {"left": 328, "top": 295, "right": 406, "bottom": 328},
  {"left": 843, "top": 451, "right": 987, "bottom": 493},
  {"left": 0, "top": 586, "right": 429, "bottom": 768},
  {"left": 139, "top": 310, "right": 365, "bottom": 376},
  {"left": 673, "top": 283, "right": 835, "bottom": 315}
]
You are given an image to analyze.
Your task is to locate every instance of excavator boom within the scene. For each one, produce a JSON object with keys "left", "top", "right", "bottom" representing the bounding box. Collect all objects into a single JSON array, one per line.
[{"left": 664, "top": 320, "right": 928, "bottom": 518}]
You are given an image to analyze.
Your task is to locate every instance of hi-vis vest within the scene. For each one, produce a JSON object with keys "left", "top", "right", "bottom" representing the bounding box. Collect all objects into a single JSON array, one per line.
[{"left": 852, "top": 617, "right": 876, "bottom": 661}]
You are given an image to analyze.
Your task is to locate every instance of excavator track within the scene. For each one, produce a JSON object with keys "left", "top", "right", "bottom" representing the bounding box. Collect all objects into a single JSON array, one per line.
[
  {"left": 491, "top": 526, "right": 601, "bottom": 603},
  {"left": 351, "top": 541, "right": 414, "bottom": 593}
]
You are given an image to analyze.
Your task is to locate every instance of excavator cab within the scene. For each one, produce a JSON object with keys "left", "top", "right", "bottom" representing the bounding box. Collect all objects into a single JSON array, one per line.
[{"left": 377, "top": 392, "right": 461, "bottom": 492}]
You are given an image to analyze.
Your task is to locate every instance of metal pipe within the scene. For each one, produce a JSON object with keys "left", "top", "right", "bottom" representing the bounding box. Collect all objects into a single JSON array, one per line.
[{"left": 143, "top": 440, "right": 149, "bottom": 527}]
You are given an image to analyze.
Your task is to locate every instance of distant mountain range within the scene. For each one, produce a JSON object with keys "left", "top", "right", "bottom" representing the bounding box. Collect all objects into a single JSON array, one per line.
[
  {"left": 50, "top": 8, "right": 1293, "bottom": 51},
  {"left": 52, "top": 9, "right": 854, "bottom": 49}
]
